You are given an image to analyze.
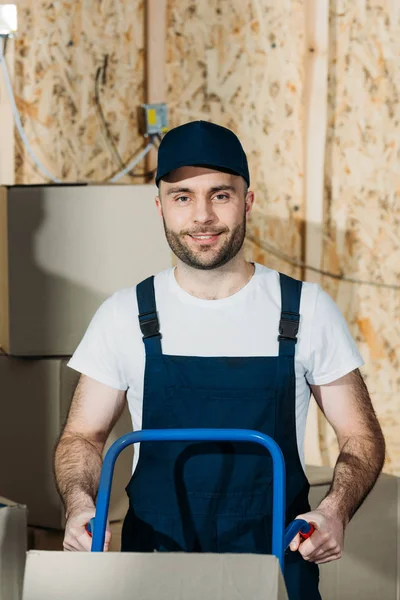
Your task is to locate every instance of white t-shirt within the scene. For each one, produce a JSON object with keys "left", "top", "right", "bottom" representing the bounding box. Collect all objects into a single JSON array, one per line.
[{"left": 68, "top": 263, "right": 364, "bottom": 471}]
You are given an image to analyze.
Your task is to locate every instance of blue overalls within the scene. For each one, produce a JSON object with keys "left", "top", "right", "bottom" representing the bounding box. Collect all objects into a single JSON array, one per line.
[{"left": 121, "top": 272, "right": 321, "bottom": 600}]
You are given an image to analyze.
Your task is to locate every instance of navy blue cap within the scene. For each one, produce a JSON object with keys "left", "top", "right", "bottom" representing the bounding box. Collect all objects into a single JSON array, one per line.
[{"left": 156, "top": 121, "right": 250, "bottom": 186}]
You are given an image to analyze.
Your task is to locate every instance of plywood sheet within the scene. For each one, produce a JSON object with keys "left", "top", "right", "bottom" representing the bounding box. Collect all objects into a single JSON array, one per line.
[
  {"left": 13, "top": 0, "right": 146, "bottom": 184},
  {"left": 321, "top": 0, "right": 400, "bottom": 474}
]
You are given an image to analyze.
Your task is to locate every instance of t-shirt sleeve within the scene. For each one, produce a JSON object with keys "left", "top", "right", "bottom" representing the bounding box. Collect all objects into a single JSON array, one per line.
[
  {"left": 305, "top": 286, "right": 364, "bottom": 386},
  {"left": 68, "top": 294, "right": 128, "bottom": 391}
]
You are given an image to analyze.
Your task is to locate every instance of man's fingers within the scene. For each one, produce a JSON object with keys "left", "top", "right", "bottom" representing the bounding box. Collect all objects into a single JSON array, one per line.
[
  {"left": 76, "top": 530, "right": 93, "bottom": 552},
  {"left": 290, "top": 516, "right": 336, "bottom": 561},
  {"left": 289, "top": 533, "right": 301, "bottom": 551},
  {"left": 102, "top": 525, "right": 112, "bottom": 552},
  {"left": 303, "top": 540, "right": 342, "bottom": 563},
  {"left": 63, "top": 534, "right": 88, "bottom": 552},
  {"left": 315, "top": 554, "right": 342, "bottom": 565},
  {"left": 63, "top": 542, "right": 76, "bottom": 552},
  {"left": 298, "top": 530, "right": 327, "bottom": 559},
  {"left": 315, "top": 550, "right": 342, "bottom": 564}
]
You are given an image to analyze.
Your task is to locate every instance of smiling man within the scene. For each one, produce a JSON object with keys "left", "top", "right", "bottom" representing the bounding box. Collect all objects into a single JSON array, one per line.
[{"left": 54, "top": 121, "right": 385, "bottom": 600}]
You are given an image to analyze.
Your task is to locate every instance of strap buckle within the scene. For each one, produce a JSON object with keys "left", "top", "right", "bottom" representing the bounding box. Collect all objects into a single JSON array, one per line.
[
  {"left": 139, "top": 311, "right": 160, "bottom": 339},
  {"left": 278, "top": 313, "right": 299, "bottom": 343}
]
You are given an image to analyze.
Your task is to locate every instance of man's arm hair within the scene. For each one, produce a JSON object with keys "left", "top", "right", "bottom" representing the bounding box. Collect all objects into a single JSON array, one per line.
[
  {"left": 54, "top": 430, "right": 103, "bottom": 518},
  {"left": 311, "top": 368, "right": 386, "bottom": 525},
  {"left": 54, "top": 375, "right": 126, "bottom": 518}
]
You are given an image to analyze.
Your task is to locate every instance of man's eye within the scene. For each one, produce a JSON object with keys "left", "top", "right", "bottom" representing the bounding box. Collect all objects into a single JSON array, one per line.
[
  {"left": 176, "top": 196, "right": 190, "bottom": 203},
  {"left": 214, "top": 194, "right": 229, "bottom": 201}
]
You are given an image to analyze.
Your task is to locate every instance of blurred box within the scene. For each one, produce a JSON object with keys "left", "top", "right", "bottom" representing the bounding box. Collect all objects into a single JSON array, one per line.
[
  {"left": 307, "top": 466, "right": 398, "bottom": 600},
  {"left": 27, "top": 527, "right": 63, "bottom": 552},
  {"left": 0, "top": 497, "right": 27, "bottom": 600},
  {"left": 22, "top": 552, "right": 288, "bottom": 600},
  {"left": 27, "top": 520, "right": 123, "bottom": 552},
  {"left": 0, "top": 356, "right": 133, "bottom": 529},
  {"left": 0, "top": 184, "right": 171, "bottom": 356}
]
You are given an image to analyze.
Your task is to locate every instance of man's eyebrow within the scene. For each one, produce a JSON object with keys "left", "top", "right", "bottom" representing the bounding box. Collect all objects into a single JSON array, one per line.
[
  {"left": 209, "top": 185, "right": 236, "bottom": 193},
  {"left": 166, "top": 186, "right": 193, "bottom": 195},
  {"left": 165, "top": 185, "right": 237, "bottom": 195}
]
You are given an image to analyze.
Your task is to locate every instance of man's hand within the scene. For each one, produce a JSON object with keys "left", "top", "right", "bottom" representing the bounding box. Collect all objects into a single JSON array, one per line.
[
  {"left": 289, "top": 508, "right": 344, "bottom": 564},
  {"left": 63, "top": 506, "right": 112, "bottom": 552}
]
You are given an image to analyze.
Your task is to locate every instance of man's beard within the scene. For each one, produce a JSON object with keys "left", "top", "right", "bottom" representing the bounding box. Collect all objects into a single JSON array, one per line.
[{"left": 162, "top": 217, "right": 247, "bottom": 271}]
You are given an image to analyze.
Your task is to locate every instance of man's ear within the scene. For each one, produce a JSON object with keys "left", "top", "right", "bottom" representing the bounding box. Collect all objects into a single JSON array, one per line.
[
  {"left": 245, "top": 190, "right": 255, "bottom": 216},
  {"left": 155, "top": 194, "right": 163, "bottom": 218}
]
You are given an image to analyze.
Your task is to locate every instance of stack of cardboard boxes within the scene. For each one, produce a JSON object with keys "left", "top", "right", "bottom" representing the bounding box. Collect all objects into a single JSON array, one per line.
[
  {"left": 307, "top": 466, "right": 399, "bottom": 599},
  {"left": 0, "top": 184, "right": 172, "bottom": 595}
]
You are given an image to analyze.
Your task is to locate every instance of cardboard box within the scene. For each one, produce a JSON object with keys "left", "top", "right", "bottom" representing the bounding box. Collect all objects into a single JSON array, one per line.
[
  {"left": 19, "top": 467, "right": 399, "bottom": 598},
  {"left": 22, "top": 552, "right": 288, "bottom": 600},
  {"left": 0, "top": 184, "right": 172, "bottom": 356},
  {"left": 0, "top": 356, "right": 133, "bottom": 529},
  {"left": 307, "top": 467, "right": 399, "bottom": 600},
  {"left": 0, "top": 497, "right": 27, "bottom": 600}
]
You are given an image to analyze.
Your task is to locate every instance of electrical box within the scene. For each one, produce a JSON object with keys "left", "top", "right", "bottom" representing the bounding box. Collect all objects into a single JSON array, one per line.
[{"left": 140, "top": 103, "right": 168, "bottom": 137}]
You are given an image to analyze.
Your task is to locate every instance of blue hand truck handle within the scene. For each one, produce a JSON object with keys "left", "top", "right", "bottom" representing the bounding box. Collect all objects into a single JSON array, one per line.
[
  {"left": 87, "top": 516, "right": 313, "bottom": 549},
  {"left": 89, "top": 428, "right": 314, "bottom": 574}
]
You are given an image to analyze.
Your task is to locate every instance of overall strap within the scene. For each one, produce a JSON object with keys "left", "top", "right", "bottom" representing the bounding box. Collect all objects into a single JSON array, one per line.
[
  {"left": 136, "top": 276, "right": 162, "bottom": 356},
  {"left": 278, "top": 273, "right": 302, "bottom": 357}
]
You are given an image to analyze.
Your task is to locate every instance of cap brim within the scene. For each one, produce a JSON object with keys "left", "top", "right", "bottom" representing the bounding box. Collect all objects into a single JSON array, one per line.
[{"left": 156, "top": 160, "right": 246, "bottom": 185}]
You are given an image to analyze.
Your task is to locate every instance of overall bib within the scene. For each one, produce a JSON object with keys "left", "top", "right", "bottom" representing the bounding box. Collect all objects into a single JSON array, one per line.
[{"left": 121, "top": 272, "right": 321, "bottom": 600}]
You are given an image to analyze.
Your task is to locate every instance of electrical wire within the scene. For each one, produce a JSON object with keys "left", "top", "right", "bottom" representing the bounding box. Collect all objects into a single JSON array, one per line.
[
  {"left": 0, "top": 35, "right": 62, "bottom": 182},
  {"left": 95, "top": 56, "right": 159, "bottom": 180},
  {"left": 246, "top": 232, "right": 400, "bottom": 290},
  {"left": 2, "top": 35, "right": 8, "bottom": 57},
  {"left": 109, "top": 139, "right": 156, "bottom": 183}
]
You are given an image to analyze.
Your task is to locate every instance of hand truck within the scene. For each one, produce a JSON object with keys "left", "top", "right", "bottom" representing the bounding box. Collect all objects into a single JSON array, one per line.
[{"left": 87, "top": 428, "right": 314, "bottom": 575}]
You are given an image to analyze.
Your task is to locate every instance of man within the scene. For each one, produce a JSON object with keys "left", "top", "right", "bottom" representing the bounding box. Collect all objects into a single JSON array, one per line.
[{"left": 54, "top": 121, "right": 385, "bottom": 600}]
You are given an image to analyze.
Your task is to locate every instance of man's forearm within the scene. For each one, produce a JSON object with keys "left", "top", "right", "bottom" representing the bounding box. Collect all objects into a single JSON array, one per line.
[
  {"left": 318, "top": 430, "right": 385, "bottom": 525},
  {"left": 316, "top": 370, "right": 385, "bottom": 525},
  {"left": 54, "top": 432, "right": 103, "bottom": 518}
]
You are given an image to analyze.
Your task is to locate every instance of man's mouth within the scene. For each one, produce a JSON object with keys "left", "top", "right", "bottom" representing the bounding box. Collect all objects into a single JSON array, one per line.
[{"left": 188, "top": 233, "right": 222, "bottom": 244}]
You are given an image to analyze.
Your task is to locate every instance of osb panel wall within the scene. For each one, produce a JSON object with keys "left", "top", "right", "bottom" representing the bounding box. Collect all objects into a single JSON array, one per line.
[
  {"left": 165, "top": 0, "right": 305, "bottom": 278},
  {"left": 320, "top": 0, "right": 400, "bottom": 474},
  {"left": 13, "top": 0, "right": 145, "bottom": 183}
]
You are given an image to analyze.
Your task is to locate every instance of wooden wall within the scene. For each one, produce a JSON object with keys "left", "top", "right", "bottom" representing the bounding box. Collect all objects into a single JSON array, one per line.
[
  {"left": 319, "top": 0, "right": 400, "bottom": 471},
  {"left": 13, "top": 0, "right": 145, "bottom": 183},
  {"left": 3, "top": 1, "right": 400, "bottom": 473}
]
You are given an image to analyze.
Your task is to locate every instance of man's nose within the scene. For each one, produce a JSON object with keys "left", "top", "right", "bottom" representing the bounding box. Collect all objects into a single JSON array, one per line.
[{"left": 192, "top": 199, "right": 216, "bottom": 224}]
